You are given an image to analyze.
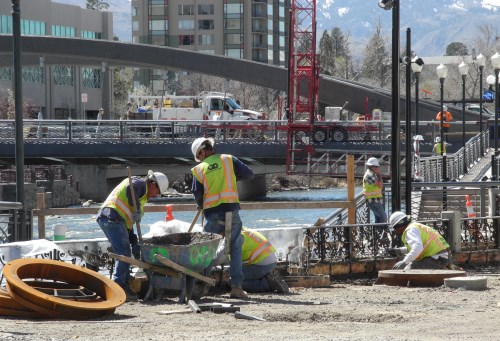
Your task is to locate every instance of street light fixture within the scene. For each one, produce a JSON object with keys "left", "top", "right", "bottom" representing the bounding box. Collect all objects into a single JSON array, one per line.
[
  {"left": 491, "top": 52, "right": 500, "bottom": 180},
  {"left": 377, "top": 0, "right": 400, "bottom": 213},
  {"left": 458, "top": 61, "right": 469, "bottom": 175},
  {"left": 411, "top": 56, "right": 424, "bottom": 136},
  {"left": 436, "top": 63, "right": 448, "bottom": 181},
  {"left": 475, "top": 53, "right": 486, "bottom": 156}
]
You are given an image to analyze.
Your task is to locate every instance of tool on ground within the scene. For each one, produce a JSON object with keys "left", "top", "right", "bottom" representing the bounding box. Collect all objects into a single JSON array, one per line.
[
  {"left": 197, "top": 303, "right": 240, "bottom": 313},
  {"left": 234, "top": 311, "right": 266, "bottom": 322},
  {"left": 157, "top": 309, "right": 192, "bottom": 315},
  {"left": 187, "top": 208, "right": 202, "bottom": 233},
  {"left": 224, "top": 212, "right": 233, "bottom": 255},
  {"left": 187, "top": 300, "right": 202, "bottom": 313},
  {"left": 127, "top": 167, "right": 142, "bottom": 241}
]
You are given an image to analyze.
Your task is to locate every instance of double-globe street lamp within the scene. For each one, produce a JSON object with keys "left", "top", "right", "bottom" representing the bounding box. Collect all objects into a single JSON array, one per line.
[
  {"left": 436, "top": 63, "right": 448, "bottom": 181},
  {"left": 411, "top": 56, "right": 424, "bottom": 136},
  {"left": 378, "top": 0, "right": 400, "bottom": 212},
  {"left": 458, "top": 61, "right": 469, "bottom": 175},
  {"left": 491, "top": 52, "right": 500, "bottom": 180},
  {"left": 475, "top": 53, "right": 486, "bottom": 156}
]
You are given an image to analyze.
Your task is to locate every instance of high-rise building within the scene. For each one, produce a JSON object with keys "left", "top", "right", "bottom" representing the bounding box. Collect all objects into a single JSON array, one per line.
[
  {"left": 131, "top": 0, "right": 289, "bottom": 93},
  {"left": 0, "top": 0, "right": 113, "bottom": 119}
]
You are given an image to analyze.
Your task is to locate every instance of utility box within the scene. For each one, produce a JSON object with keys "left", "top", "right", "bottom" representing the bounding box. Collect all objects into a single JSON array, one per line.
[{"left": 325, "top": 107, "right": 341, "bottom": 121}]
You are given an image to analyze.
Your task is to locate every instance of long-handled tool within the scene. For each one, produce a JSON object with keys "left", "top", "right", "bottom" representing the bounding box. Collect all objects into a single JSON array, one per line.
[
  {"left": 187, "top": 209, "right": 202, "bottom": 233},
  {"left": 127, "top": 167, "right": 142, "bottom": 241}
]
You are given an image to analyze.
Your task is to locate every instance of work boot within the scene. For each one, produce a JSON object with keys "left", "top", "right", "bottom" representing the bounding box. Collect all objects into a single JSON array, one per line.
[
  {"left": 265, "top": 273, "right": 290, "bottom": 294},
  {"left": 230, "top": 287, "right": 249, "bottom": 299}
]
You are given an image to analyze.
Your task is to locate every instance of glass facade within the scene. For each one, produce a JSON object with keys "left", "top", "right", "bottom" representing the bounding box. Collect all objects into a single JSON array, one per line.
[
  {"left": 0, "top": 15, "right": 46, "bottom": 35},
  {"left": 224, "top": 2, "right": 243, "bottom": 59},
  {"left": 81, "top": 30, "right": 102, "bottom": 39},
  {"left": 54, "top": 66, "right": 73, "bottom": 86},
  {"left": 82, "top": 68, "right": 102, "bottom": 89},
  {"left": 51, "top": 25, "right": 76, "bottom": 37},
  {"left": 22, "top": 66, "right": 44, "bottom": 84}
]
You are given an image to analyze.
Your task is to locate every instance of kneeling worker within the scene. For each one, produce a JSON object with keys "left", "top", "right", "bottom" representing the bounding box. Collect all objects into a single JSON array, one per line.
[
  {"left": 241, "top": 228, "right": 289, "bottom": 293},
  {"left": 389, "top": 211, "right": 452, "bottom": 270}
]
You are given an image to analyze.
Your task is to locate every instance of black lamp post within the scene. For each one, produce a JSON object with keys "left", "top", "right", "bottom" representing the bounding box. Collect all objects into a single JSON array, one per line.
[
  {"left": 459, "top": 61, "right": 469, "bottom": 175},
  {"left": 491, "top": 52, "right": 500, "bottom": 181},
  {"left": 411, "top": 56, "right": 423, "bottom": 136},
  {"left": 476, "top": 53, "right": 486, "bottom": 156},
  {"left": 378, "top": 0, "right": 400, "bottom": 212},
  {"left": 437, "top": 63, "right": 448, "bottom": 181}
]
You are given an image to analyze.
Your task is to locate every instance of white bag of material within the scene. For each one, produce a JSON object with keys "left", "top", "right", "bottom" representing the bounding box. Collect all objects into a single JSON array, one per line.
[{"left": 143, "top": 219, "right": 203, "bottom": 238}]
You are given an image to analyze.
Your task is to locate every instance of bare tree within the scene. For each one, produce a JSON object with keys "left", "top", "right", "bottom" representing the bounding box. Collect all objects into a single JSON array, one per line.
[{"left": 86, "top": 0, "right": 109, "bottom": 11}]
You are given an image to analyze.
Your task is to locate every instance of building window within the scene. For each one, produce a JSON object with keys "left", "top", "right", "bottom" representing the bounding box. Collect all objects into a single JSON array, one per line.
[
  {"left": 178, "top": 5, "right": 194, "bottom": 15},
  {"left": 82, "top": 68, "right": 101, "bottom": 89},
  {"left": 132, "top": 21, "right": 139, "bottom": 32},
  {"left": 0, "top": 15, "right": 12, "bottom": 34},
  {"left": 198, "top": 20, "right": 214, "bottom": 30},
  {"left": 52, "top": 25, "right": 75, "bottom": 37},
  {"left": 225, "top": 19, "right": 241, "bottom": 30},
  {"left": 22, "top": 66, "right": 44, "bottom": 84},
  {"left": 150, "top": 20, "right": 167, "bottom": 31},
  {"left": 178, "top": 35, "right": 195, "bottom": 45},
  {"left": 198, "top": 49, "right": 215, "bottom": 54},
  {"left": 226, "top": 49, "right": 242, "bottom": 59},
  {"left": 150, "top": 5, "right": 165, "bottom": 16},
  {"left": 225, "top": 4, "right": 243, "bottom": 14},
  {"left": 81, "top": 30, "right": 102, "bottom": 39},
  {"left": 21, "top": 19, "right": 46, "bottom": 35},
  {"left": 198, "top": 4, "right": 214, "bottom": 15},
  {"left": 178, "top": 20, "right": 195, "bottom": 30},
  {"left": 132, "top": 6, "right": 139, "bottom": 16},
  {"left": 0, "top": 68, "right": 12, "bottom": 81},
  {"left": 227, "top": 34, "right": 242, "bottom": 45},
  {"left": 198, "top": 34, "right": 215, "bottom": 45},
  {"left": 53, "top": 66, "right": 73, "bottom": 86}
]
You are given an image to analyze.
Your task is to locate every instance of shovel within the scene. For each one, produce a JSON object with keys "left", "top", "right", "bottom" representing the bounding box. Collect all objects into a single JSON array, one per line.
[
  {"left": 127, "top": 167, "right": 142, "bottom": 241},
  {"left": 187, "top": 208, "right": 202, "bottom": 233}
]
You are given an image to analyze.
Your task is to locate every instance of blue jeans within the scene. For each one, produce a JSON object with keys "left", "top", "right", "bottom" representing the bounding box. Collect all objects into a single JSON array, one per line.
[
  {"left": 242, "top": 263, "right": 275, "bottom": 293},
  {"left": 97, "top": 216, "right": 131, "bottom": 288},
  {"left": 204, "top": 210, "right": 244, "bottom": 288},
  {"left": 367, "top": 201, "right": 387, "bottom": 224}
]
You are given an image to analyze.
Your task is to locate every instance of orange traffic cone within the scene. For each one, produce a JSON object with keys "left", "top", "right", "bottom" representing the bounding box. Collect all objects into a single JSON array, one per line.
[
  {"left": 165, "top": 204, "right": 174, "bottom": 221},
  {"left": 465, "top": 195, "right": 477, "bottom": 242}
]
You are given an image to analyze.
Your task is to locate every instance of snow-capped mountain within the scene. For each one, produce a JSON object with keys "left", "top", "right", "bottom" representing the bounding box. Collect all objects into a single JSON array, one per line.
[{"left": 317, "top": 0, "right": 500, "bottom": 56}]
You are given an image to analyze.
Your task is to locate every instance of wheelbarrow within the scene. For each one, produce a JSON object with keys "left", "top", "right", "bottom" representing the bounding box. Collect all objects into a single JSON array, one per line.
[{"left": 112, "top": 232, "right": 222, "bottom": 303}]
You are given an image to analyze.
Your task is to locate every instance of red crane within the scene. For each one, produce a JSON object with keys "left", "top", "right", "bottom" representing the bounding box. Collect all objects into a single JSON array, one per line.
[{"left": 286, "top": 0, "right": 320, "bottom": 175}]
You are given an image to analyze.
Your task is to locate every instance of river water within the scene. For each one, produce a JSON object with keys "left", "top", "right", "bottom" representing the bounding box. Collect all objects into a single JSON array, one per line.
[{"left": 35, "top": 188, "right": 362, "bottom": 240}]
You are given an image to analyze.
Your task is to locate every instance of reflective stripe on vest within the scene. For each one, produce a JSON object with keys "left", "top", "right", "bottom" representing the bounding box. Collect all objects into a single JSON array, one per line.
[
  {"left": 363, "top": 171, "right": 382, "bottom": 199},
  {"left": 402, "top": 222, "right": 450, "bottom": 260},
  {"left": 191, "top": 154, "right": 239, "bottom": 209},
  {"left": 242, "top": 229, "right": 276, "bottom": 265},
  {"left": 101, "top": 178, "right": 148, "bottom": 230}
]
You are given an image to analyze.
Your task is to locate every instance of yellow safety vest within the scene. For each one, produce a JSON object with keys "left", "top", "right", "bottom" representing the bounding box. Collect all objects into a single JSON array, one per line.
[
  {"left": 402, "top": 222, "right": 450, "bottom": 260},
  {"left": 363, "top": 170, "right": 382, "bottom": 199},
  {"left": 434, "top": 142, "right": 446, "bottom": 154},
  {"left": 191, "top": 154, "right": 239, "bottom": 209},
  {"left": 163, "top": 98, "right": 172, "bottom": 108},
  {"left": 242, "top": 229, "right": 276, "bottom": 265},
  {"left": 101, "top": 178, "right": 148, "bottom": 230}
]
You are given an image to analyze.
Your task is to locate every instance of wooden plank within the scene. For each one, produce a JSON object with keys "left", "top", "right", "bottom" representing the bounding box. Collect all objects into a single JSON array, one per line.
[
  {"left": 154, "top": 254, "right": 215, "bottom": 286},
  {"left": 109, "top": 253, "right": 182, "bottom": 278},
  {"left": 283, "top": 275, "right": 330, "bottom": 288},
  {"left": 157, "top": 309, "right": 192, "bottom": 315},
  {"left": 187, "top": 300, "right": 202, "bottom": 313}
]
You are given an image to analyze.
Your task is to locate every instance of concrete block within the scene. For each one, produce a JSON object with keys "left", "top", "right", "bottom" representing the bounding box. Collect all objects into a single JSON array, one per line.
[{"left": 444, "top": 276, "right": 488, "bottom": 290}]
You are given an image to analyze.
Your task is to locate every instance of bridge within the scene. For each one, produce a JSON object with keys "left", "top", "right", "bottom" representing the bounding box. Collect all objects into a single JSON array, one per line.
[{"left": 0, "top": 36, "right": 486, "bottom": 122}]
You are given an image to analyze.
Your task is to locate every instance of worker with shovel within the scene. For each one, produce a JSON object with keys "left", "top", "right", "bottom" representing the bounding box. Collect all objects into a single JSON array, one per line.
[
  {"left": 191, "top": 137, "right": 254, "bottom": 299},
  {"left": 96, "top": 170, "right": 169, "bottom": 296}
]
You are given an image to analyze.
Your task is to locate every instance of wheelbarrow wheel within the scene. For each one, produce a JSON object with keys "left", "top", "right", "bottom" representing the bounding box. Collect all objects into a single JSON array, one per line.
[{"left": 190, "top": 280, "right": 209, "bottom": 300}]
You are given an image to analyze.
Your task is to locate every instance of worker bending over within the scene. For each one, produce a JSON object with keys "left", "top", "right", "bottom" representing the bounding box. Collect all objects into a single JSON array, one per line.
[
  {"left": 96, "top": 170, "right": 169, "bottom": 295},
  {"left": 389, "top": 211, "right": 453, "bottom": 270}
]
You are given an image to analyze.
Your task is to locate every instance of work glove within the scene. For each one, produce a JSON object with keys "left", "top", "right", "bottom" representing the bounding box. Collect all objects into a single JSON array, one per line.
[
  {"left": 132, "top": 211, "right": 142, "bottom": 223},
  {"left": 392, "top": 260, "right": 407, "bottom": 270}
]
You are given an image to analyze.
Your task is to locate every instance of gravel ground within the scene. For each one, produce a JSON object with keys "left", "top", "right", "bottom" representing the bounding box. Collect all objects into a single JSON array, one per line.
[{"left": 0, "top": 267, "right": 499, "bottom": 341}]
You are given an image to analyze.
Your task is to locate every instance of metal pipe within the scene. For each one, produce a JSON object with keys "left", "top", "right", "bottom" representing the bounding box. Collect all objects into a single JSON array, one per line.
[
  {"left": 391, "top": 0, "right": 401, "bottom": 212},
  {"left": 405, "top": 28, "right": 411, "bottom": 215},
  {"left": 479, "top": 65, "right": 484, "bottom": 156},
  {"left": 462, "top": 74, "right": 467, "bottom": 174}
]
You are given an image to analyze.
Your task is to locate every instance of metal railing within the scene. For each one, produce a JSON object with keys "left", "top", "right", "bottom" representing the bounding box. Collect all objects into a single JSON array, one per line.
[{"left": 0, "top": 201, "right": 25, "bottom": 243}]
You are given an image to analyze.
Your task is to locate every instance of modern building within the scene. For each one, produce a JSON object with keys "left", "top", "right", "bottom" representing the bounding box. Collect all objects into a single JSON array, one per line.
[
  {"left": 131, "top": 0, "right": 289, "bottom": 93},
  {"left": 0, "top": 0, "right": 113, "bottom": 119}
]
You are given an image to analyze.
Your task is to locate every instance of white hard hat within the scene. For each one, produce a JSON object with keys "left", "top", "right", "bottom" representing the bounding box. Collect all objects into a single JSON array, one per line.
[
  {"left": 191, "top": 137, "right": 215, "bottom": 162},
  {"left": 389, "top": 211, "right": 409, "bottom": 229},
  {"left": 443, "top": 105, "right": 448, "bottom": 111},
  {"left": 147, "top": 170, "right": 169, "bottom": 194},
  {"left": 366, "top": 157, "right": 380, "bottom": 167},
  {"left": 435, "top": 136, "right": 441, "bottom": 143}
]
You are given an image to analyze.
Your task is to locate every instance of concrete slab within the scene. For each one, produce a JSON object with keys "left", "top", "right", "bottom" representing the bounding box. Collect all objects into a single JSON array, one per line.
[{"left": 444, "top": 276, "right": 488, "bottom": 290}]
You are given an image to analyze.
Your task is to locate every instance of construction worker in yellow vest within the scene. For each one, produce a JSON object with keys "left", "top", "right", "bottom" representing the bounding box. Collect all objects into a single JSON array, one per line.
[
  {"left": 211, "top": 227, "right": 289, "bottom": 293},
  {"left": 363, "top": 157, "right": 387, "bottom": 224},
  {"left": 432, "top": 136, "right": 447, "bottom": 155},
  {"left": 96, "top": 170, "right": 169, "bottom": 295},
  {"left": 389, "top": 211, "right": 452, "bottom": 270}
]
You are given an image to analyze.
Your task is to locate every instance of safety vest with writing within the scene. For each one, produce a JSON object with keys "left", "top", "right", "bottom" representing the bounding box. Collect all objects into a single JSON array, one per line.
[
  {"left": 402, "top": 222, "right": 450, "bottom": 260},
  {"left": 434, "top": 142, "right": 446, "bottom": 154},
  {"left": 242, "top": 229, "right": 276, "bottom": 265},
  {"left": 191, "top": 154, "right": 239, "bottom": 209},
  {"left": 101, "top": 178, "right": 148, "bottom": 230},
  {"left": 363, "top": 171, "right": 382, "bottom": 199}
]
